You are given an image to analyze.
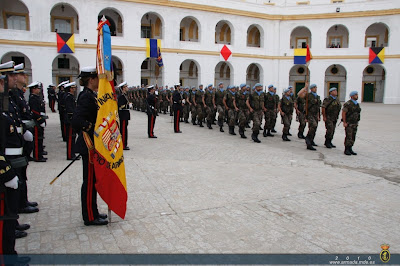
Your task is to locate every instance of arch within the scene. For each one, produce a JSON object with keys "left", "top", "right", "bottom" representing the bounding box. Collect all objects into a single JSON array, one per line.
[
  {"left": 247, "top": 24, "right": 263, "bottom": 48},
  {"left": 246, "top": 63, "right": 262, "bottom": 88},
  {"left": 140, "top": 57, "right": 163, "bottom": 86},
  {"left": 50, "top": 2, "right": 79, "bottom": 34},
  {"left": 0, "top": 0, "right": 30, "bottom": 30},
  {"left": 112, "top": 55, "right": 124, "bottom": 86},
  {"left": 215, "top": 61, "right": 233, "bottom": 85},
  {"left": 362, "top": 64, "right": 386, "bottom": 103},
  {"left": 180, "top": 16, "right": 200, "bottom": 42},
  {"left": 324, "top": 64, "right": 347, "bottom": 101},
  {"left": 290, "top": 26, "right": 312, "bottom": 49},
  {"left": 98, "top": 8, "right": 123, "bottom": 36},
  {"left": 1, "top": 51, "right": 32, "bottom": 86},
  {"left": 365, "top": 22, "right": 390, "bottom": 47},
  {"left": 326, "top": 24, "right": 349, "bottom": 48},
  {"left": 51, "top": 54, "right": 80, "bottom": 88},
  {"left": 141, "top": 12, "right": 164, "bottom": 39},
  {"left": 215, "top": 20, "right": 233, "bottom": 45},
  {"left": 179, "top": 59, "right": 199, "bottom": 88},
  {"left": 289, "top": 65, "right": 310, "bottom": 96}
]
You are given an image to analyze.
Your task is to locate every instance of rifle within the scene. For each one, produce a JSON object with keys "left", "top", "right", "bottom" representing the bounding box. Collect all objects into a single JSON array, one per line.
[{"left": 49, "top": 154, "right": 81, "bottom": 185}]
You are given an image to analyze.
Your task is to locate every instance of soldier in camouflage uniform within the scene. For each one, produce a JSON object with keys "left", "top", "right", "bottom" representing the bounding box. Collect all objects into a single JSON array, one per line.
[
  {"left": 224, "top": 85, "right": 239, "bottom": 135},
  {"left": 215, "top": 82, "right": 226, "bottom": 132},
  {"left": 272, "top": 87, "right": 279, "bottom": 133},
  {"left": 194, "top": 84, "right": 205, "bottom": 127},
  {"left": 322, "top": 87, "right": 342, "bottom": 148},
  {"left": 246, "top": 83, "right": 265, "bottom": 143},
  {"left": 298, "top": 83, "right": 321, "bottom": 151},
  {"left": 263, "top": 84, "right": 277, "bottom": 137},
  {"left": 295, "top": 91, "right": 306, "bottom": 139},
  {"left": 189, "top": 86, "right": 197, "bottom": 125},
  {"left": 182, "top": 87, "right": 190, "bottom": 123},
  {"left": 278, "top": 87, "right": 294, "bottom": 141},
  {"left": 236, "top": 84, "right": 249, "bottom": 138},
  {"left": 342, "top": 91, "right": 361, "bottom": 156},
  {"left": 288, "top": 86, "right": 295, "bottom": 136},
  {"left": 204, "top": 84, "right": 215, "bottom": 129}
]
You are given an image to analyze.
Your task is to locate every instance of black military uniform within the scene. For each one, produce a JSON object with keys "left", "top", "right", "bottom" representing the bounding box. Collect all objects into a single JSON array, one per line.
[
  {"left": 146, "top": 85, "right": 157, "bottom": 138},
  {"left": 57, "top": 82, "right": 67, "bottom": 141},
  {"left": 28, "top": 83, "right": 46, "bottom": 162},
  {"left": 172, "top": 85, "right": 183, "bottom": 133},
  {"left": 72, "top": 67, "right": 107, "bottom": 226},
  {"left": 117, "top": 82, "right": 131, "bottom": 150},
  {"left": 64, "top": 82, "right": 77, "bottom": 160},
  {"left": 47, "top": 85, "right": 57, "bottom": 112}
]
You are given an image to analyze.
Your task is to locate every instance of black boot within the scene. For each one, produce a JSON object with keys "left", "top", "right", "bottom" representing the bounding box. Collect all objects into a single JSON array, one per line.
[
  {"left": 229, "top": 126, "right": 236, "bottom": 135},
  {"left": 271, "top": 129, "right": 277, "bottom": 133},
  {"left": 311, "top": 140, "right": 318, "bottom": 146},
  {"left": 199, "top": 121, "right": 204, "bottom": 127},
  {"left": 349, "top": 146, "right": 357, "bottom": 155},
  {"left": 266, "top": 130, "right": 274, "bottom": 137},
  {"left": 330, "top": 140, "right": 336, "bottom": 148},
  {"left": 246, "top": 123, "right": 251, "bottom": 128},
  {"left": 288, "top": 131, "right": 292, "bottom": 136},
  {"left": 282, "top": 134, "right": 291, "bottom": 141},
  {"left": 263, "top": 129, "right": 267, "bottom": 137},
  {"left": 207, "top": 121, "right": 213, "bottom": 129},
  {"left": 344, "top": 146, "right": 352, "bottom": 155},
  {"left": 192, "top": 119, "right": 197, "bottom": 125},
  {"left": 305, "top": 137, "right": 316, "bottom": 150},
  {"left": 220, "top": 126, "right": 224, "bottom": 132},
  {"left": 324, "top": 139, "right": 332, "bottom": 149},
  {"left": 239, "top": 128, "right": 247, "bottom": 139},
  {"left": 252, "top": 133, "right": 261, "bottom": 143},
  {"left": 298, "top": 132, "right": 305, "bottom": 139},
  {"left": 185, "top": 119, "right": 189, "bottom": 124}
]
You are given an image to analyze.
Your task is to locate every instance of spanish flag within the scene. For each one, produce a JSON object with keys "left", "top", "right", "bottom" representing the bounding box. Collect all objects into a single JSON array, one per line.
[
  {"left": 146, "top": 38, "right": 161, "bottom": 58},
  {"left": 94, "top": 17, "right": 127, "bottom": 219},
  {"left": 294, "top": 45, "right": 312, "bottom": 64}
]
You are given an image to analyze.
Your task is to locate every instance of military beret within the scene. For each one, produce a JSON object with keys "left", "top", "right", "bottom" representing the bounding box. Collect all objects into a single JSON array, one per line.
[
  {"left": 207, "top": 84, "right": 213, "bottom": 88},
  {"left": 246, "top": 85, "right": 250, "bottom": 88},
  {"left": 288, "top": 86, "right": 293, "bottom": 90},
  {"left": 268, "top": 84, "right": 273, "bottom": 89},
  {"left": 310, "top": 84, "right": 317, "bottom": 89},
  {"left": 329, "top": 87, "right": 337, "bottom": 92},
  {"left": 255, "top": 83, "right": 262, "bottom": 88},
  {"left": 240, "top": 83, "right": 246, "bottom": 88},
  {"left": 349, "top": 91, "right": 358, "bottom": 97},
  {"left": 218, "top": 82, "right": 223, "bottom": 86},
  {"left": 284, "top": 88, "right": 291, "bottom": 93}
]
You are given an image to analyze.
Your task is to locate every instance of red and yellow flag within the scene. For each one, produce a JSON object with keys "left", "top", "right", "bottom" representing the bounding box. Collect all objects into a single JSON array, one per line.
[{"left": 93, "top": 18, "right": 127, "bottom": 219}]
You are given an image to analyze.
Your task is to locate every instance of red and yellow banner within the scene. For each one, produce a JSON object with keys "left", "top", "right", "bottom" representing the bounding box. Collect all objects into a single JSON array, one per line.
[{"left": 94, "top": 18, "right": 127, "bottom": 219}]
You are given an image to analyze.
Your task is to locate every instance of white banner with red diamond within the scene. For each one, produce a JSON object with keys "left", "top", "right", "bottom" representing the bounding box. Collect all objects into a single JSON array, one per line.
[{"left": 220, "top": 44, "right": 232, "bottom": 61}]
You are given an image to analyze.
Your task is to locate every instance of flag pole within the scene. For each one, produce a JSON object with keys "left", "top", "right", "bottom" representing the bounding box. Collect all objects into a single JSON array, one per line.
[{"left": 108, "top": 208, "right": 111, "bottom": 225}]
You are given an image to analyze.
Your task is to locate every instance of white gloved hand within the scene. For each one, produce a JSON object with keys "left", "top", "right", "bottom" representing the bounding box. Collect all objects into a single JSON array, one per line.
[
  {"left": 40, "top": 123, "right": 46, "bottom": 128},
  {"left": 129, "top": 103, "right": 133, "bottom": 109},
  {"left": 4, "top": 176, "right": 19, "bottom": 190},
  {"left": 23, "top": 130, "right": 33, "bottom": 142}
]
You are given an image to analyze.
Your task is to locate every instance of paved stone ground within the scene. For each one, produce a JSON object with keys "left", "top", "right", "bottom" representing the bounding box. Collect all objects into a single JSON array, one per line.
[{"left": 16, "top": 103, "right": 400, "bottom": 255}]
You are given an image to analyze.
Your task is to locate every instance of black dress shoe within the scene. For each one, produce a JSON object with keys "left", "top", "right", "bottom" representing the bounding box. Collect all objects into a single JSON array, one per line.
[
  {"left": 175, "top": 131, "right": 182, "bottom": 133},
  {"left": 42, "top": 151, "right": 48, "bottom": 155},
  {"left": 34, "top": 158, "right": 47, "bottom": 162},
  {"left": 123, "top": 147, "right": 130, "bottom": 150},
  {"left": 15, "top": 230, "right": 28, "bottom": 239},
  {"left": 271, "top": 129, "right": 277, "bottom": 133},
  {"left": 99, "top": 213, "right": 108, "bottom": 219},
  {"left": 19, "top": 206, "right": 39, "bottom": 214},
  {"left": 27, "top": 201, "right": 38, "bottom": 207},
  {"left": 149, "top": 136, "right": 157, "bottom": 138},
  {"left": 16, "top": 223, "right": 30, "bottom": 231},
  {"left": 28, "top": 156, "right": 34, "bottom": 161},
  {"left": 84, "top": 218, "right": 108, "bottom": 226}
]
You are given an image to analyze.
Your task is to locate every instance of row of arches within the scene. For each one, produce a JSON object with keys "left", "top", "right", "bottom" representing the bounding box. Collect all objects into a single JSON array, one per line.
[
  {"left": 0, "top": 51, "right": 386, "bottom": 103},
  {"left": 1, "top": 1, "right": 390, "bottom": 48}
]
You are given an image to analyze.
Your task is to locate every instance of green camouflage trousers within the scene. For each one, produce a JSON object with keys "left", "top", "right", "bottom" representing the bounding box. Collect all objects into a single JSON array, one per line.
[
  {"left": 217, "top": 105, "right": 225, "bottom": 124},
  {"left": 228, "top": 109, "right": 236, "bottom": 127},
  {"left": 238, "top": 109, "right": 249, "bottom": 128},
  {"left": 345, "top": 123, "right": 358, "bottom": 146},
  {"left": 297, "top": 111, "right": 306, "bottom": 133},
  {"left": 205, "top": 106, "right": 215, "bottom": 123},
  {"left": 325, "top": 118, "right": 338, "bottom": 140},
  {"left": 191, "top": 104, "right": 197, "bottom": 122},
  {"left": 252, "top": 110, "right": 264, "bottom": 134},
  {"left": 282, "top": 114, "right": 292, "bottom": 135},
  {"left": 306, "top": 114, "right": 319, "bottom": 141},
  {"left": 264, "top": 110, "right": 276, "bottom": 130},
  {"left": 183, "top": 104, "right": 190, "bottom": 121},
  {"left": 196, "top": 105, "right": 204, "bottom": 121}
]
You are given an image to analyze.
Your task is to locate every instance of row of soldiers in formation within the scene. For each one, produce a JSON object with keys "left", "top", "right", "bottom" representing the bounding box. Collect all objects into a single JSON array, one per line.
[
  {"left": 124, "top": 81, "right": 361, "bottom": 155},
  {"left": 0, "top": 61, "right": 46, "bottom": 260}
]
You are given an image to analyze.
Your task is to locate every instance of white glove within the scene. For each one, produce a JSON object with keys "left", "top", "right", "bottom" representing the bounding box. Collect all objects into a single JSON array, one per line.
[
  {"left": 23, "top": 130, "right": 33, "bottom": 142},
  {"left": 129, "top": 103, "right": 133, "bottom": 109},
  {"left": 4, "top": 176, "right": 19, "bottom": 190},
  {"left": 40, "top": 122, "right": 46, "bottom": 128}
]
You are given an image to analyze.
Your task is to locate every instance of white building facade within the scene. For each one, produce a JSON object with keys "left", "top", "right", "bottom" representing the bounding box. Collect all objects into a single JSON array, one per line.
[{"left": 0, "top": 0, "right": 399, "bottom": 103}]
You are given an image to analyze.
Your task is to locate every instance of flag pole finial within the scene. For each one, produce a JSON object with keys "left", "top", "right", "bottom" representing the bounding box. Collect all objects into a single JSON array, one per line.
[{"left": 101, "top": 15, "right": 107, "bottom": 22}]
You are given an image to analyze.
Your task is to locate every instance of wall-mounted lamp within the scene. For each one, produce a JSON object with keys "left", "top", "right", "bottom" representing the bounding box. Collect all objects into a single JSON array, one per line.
[
  {"left": 61, "top": 4, "right": 65, "bottom": 12},
  {"left": 84, "top": 38, "right": 87, "bottom": 42},
  {"left": 335, "top": 25, "right": 338, "bottom": 31},
  {"left": 146, "top": 14, "right": 149, "bottom": 21},
  {"left": 336, "top": 7, "right": 340, "bottom": 13}
]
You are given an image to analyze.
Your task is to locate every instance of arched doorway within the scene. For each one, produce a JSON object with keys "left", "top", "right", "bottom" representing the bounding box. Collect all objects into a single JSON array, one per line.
[
  {"left": 362, "top": 65, "right": 385, "bottom": 102},
  {"left": 326, "top": 24, "right": 349, "bottom": 48},
  {"left": 141, "top": 12, "right": 163, "bottom": 39},
  {"left": 290, "top": 26, "right": 312, "bottom": 49},
  {"left": 51, "top": 54, "right": 79, "bottom": 86},
  {"left": 215, "top": 21, "right": 233, "bottom": 44},
  {"left": 365, "top": 23, "right": 389, "bottom": 47},
  {"left": 214, "top": 61, "right": 232, "bottom": 86},
  {"left": 246, "top": 63, "right": 261, "bottom": 88},
  {"left": 179, "top": 60, "right": 199, "bottom": 87},
  {"left": 289, "top": 65, "right": 310, "bottom": 96},
  {"left": 247, "top": 25, "right": 262, "bottom": 48},
  {"left": 179, "top": 17, "right": 199, "bottom": 42},
  {"left": 112, "top": 56, "right": 123, "bottom": 86},
  {"left": 98, "top": 8, "right": 123, "bottom": 37},
  {"left": 1, "top": 51, "right": 32, "bottom": 82},
  {"left": 141, "top": 58, "right": 163, "bottom": 86},
  {"left": 50, "top": 3, "right": 79, "bottom": 34},
  {"left": 324, "top": 64, "right": 347, "bottom": 101}
]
